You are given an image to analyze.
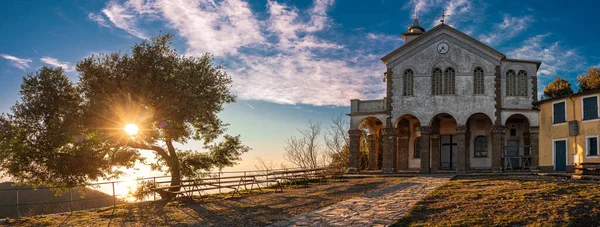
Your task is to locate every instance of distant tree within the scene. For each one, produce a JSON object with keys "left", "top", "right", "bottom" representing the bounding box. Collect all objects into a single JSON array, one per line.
[
  {"left": 0, "top": 35, "right": 250, "bottom": 198},
  {"left": 577, "top": 67, "right": 600, "bottom": 92},
  {"left": 284, "top": 120, "right": 327, "bottom": 169},
  {"left": 542, "top": 76, "right": 573, "bottom": 99},
  {"left": 323, "top": 115, "right": 349, "bottom": 169}
]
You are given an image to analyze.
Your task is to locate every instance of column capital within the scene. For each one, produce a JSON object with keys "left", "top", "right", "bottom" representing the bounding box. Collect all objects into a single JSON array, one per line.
[
  {"left": 528, "top": 126, "right": 539, "bottom": 134},
  {"left": 396, "top": 129, "right": 410, "bottom": 139},
  {"left": 383, "top": 127, "right": 397, "bottom": 136},
  {"left": 491, "top": 126, "right": 506, "bottom": 134},
  {"left": 456, "top": 125, "right": 467, "bottom": 134},
  {"left": 418, "top": 126, "right": 432, "bottom": 134},
  {"left": 349, "top": 129, "right": 363, "bottom": 137}
]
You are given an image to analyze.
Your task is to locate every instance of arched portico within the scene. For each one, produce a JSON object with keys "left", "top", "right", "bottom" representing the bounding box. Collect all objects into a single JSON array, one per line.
[
  {"left": 395, "top": 114, "right": 421, "bottom": 171},
  {"left": 359, "top": 117, "right": 384, "bottom": 170}
]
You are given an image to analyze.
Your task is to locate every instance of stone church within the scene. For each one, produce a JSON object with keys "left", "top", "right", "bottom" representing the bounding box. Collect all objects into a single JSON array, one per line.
[{"left": 348, "top": 19, "right": 541, "bottom": 173}]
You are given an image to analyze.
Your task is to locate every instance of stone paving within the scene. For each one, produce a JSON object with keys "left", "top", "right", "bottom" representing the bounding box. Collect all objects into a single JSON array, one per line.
[{"left": 268, "top": 175, "right": 454, "bottom": 227}]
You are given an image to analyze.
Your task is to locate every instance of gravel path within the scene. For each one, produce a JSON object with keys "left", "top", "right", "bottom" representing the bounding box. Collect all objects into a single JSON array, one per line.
[{"left": 269, "top": 175, "right": 454, "bottom": 227}]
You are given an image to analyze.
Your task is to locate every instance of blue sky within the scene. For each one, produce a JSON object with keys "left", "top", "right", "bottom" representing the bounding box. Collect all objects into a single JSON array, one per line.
[{"left": 1, "top": 0, "right": 600, "bottom": 171}]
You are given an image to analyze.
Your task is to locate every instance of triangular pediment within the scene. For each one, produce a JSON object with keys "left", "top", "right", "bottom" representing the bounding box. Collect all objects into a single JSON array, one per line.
[{"left": 381, "top": 24, "right": 506, "bottom": 66}]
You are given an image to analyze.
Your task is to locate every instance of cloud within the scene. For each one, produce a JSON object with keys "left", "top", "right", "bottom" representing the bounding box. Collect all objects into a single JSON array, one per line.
[
  {"left": 507, "top": 34, "right": 584, "bottom": 77},
  {"left": 479, "top": 14, "right": 533, "bottom": 45},
  {"left": 92, "top": 0, "right": 389, "bottom": 106},
  {"left": 155, "top": 0, "right": 264, "bottom": 56},
  {"left": 102, "top": 1, "right": 148, "bottom": 39},
  {"left": 1, "top": 54, "right": 32, "bottom": 70},
  {"left": 88, "top": 13, "right": 110, "bottom": 28},
  {"left": 40, "top": 57, "right": 75, "bottom": 72},
  {"left": 404, "top": 0, "right": 435, "bottom": 19}
]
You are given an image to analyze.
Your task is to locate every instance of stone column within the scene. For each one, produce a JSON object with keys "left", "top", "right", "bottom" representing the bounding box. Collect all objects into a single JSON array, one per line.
[
  {"left": 529, "top": 126, "right": 539, "bottom": 171},
  {"left": 397, "top": 129, "right": 409, "bottom": 170},
  {"left": 465, "top": 131, "right": 471, "bottom": 171},
  {"left": 419, "top": 126, "right": 432, "bottom": 173},
  {"left": 368, "top": 134, "right": 378, "bottom": 170},
  {"left": 348, "top": 129, "right": 362, "bottom": 173},
  {"left": 430, "top": 134, "right": 440, "bottom": 172},
  {"left": 382, "top": 127, "right": 397, "bottom": 173},
  {"left": 491, "top": 126, "right": 505, "bottom": 172},
  {"left": 382, "top": 128, "right": 396, "bottom": 173},
  {"left": 456, "top": 125, "right": 467, "bottom": 173}
]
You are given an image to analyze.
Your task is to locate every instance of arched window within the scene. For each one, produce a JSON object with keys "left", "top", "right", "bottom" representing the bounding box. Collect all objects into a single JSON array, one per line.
[
  {"left": 414, "top": 137, "right": 421, "bottom": 158},
  {"left": 403, "top": 69, "right": 414, "bottom": 96},
  {"left": 432, "top": 68, "right": 443, "bottom": 95},
  {"left": 506, "top": 69, "right": 517, "bottom": 96},
  {"left": 474, "top": 136, "right": 488, "bottom": 157},
  {"left": 474, "top": 67, "right": 484, "bottom": 95},
  {"left": 518, "top": 70, "right": 528, "bottom": 96},
  {"left": 444, "top": 67, "right": 455, "bottom": 95}
]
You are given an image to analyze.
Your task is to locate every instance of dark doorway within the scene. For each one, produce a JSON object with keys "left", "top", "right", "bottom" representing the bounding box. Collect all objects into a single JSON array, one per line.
[
  {"left": 440, "top": 135, "right": 457, "bottom": 169},
  {"left": 554, "top": 140, "right": 567, "bottom": 171},
  {"left": 507, "top": 140, "right": 520, "bottom": 169}
]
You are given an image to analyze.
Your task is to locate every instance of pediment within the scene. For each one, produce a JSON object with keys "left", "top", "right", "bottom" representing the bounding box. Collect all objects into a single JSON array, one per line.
[{"left": 381, "top": 24, "right": 506, "bottom": 67}]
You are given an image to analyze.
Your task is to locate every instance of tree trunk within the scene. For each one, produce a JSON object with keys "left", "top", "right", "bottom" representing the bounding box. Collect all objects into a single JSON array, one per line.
[{"left": 165, "top": 139, "right": 181, "bottom": 196}]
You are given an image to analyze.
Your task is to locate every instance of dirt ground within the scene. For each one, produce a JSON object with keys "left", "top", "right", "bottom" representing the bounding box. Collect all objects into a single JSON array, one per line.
[
  {"left": 395, "top": 175, "right": 600, "bottom": 227},
  {"left": 4, "top": 176, "right": 407, "bottom": 227}
]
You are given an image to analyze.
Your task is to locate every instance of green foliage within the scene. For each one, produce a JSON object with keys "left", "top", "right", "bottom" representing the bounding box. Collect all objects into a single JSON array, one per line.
[
  {"left": 542, "top": 76, "right": 573, "bottom": 100},
  {"left": 0, "top": 34, "right": 249, "bottom": 190},
  {"left": 577, "top": 67, "right": 600, "bottom": 92},
  {"left": 0, "top": 67, "right": 139, "bottom": 188}
]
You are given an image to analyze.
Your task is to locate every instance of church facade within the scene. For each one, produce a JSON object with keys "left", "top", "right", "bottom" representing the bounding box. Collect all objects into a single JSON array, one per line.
[{"left": 348, "top": 20, "right": 541, "bottom": 173}]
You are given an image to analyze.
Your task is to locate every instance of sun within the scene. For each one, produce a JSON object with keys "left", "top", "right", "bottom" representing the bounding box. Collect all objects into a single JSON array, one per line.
[{"left": 124, "top": 123, "right": 139, "bottom": 136}]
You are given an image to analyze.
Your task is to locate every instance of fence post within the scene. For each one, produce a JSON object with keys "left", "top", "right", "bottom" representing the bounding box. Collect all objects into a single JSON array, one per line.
[
  {"left": 69, "top": 188, "right": 73, "bottom": 213},
  {"left": 153, "top": 177, "right": 156, "bottom": 201},
  {"left": 112, "top": 182, "right": 116, "bottom": 209},
  {"left": 218, "top": 172, "right": 221, "bottom": 194},
  {"left": 15, "top": 188, "right": 19, "bottom": 219}
]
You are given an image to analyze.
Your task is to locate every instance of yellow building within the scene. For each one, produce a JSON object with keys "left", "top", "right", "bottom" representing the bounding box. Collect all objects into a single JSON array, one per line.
[{"left": 537, "top": 90, "right": 600, "bottom": 172}]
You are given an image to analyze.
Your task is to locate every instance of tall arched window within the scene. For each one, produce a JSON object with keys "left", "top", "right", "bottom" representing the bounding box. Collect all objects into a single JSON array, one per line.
[
  {"left": 432, "top": 68, "right": 443, "bottom": 95},
  {"left": 518, "top": 70, "right": 528, "bottom": 96},
  {"left": 474, "top": 136, "right": 488, "bottom": 157},
  {"left": 444, "top": 67, "right": 455, "bottom": 95},
  {"left": 474, "top": 67, "right": 484, "bottom": 95},
  {"left": 414, "top": 137, "right": 421, "bottom": 158},
  {"left": 403, "top": 69, "right": 414, "bottom": 96},
  {"left": 506, "top": 69, "right": 516, "bottom": 96}
]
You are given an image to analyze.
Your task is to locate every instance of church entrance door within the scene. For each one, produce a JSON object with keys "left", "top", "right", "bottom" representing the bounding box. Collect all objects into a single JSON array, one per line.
[{"left": 440, "top": 135, "right": 457, "bottom": 169}]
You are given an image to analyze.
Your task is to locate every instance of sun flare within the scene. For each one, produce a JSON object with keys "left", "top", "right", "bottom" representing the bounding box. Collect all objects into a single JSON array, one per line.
[{"left": 124, "top": 123, "right": 139, "bottom": 136}]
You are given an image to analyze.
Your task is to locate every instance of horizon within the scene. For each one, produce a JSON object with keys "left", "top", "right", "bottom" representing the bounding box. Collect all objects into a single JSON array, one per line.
[{"left": 2, "top": 0, "right": 600, "bottom": 184}]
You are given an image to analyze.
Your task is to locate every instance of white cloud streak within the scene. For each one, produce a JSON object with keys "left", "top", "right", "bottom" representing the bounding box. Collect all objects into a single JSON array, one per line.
[
  {"left": 88, "top": 13, "right": 110, "bottom": 28},
  {"left": 40, "top": 56, "right": 75, "bottom": 72},
  {"left": 479, "top": 14, "right": 533, "bottom": 45},
  {"left": 507, "top": 34, "right": 584, "bottom": 77},
  {"left": 1, "top": 54, "right": 32, "bottom": 70},
  {"left": 102, "top": 1, "right": 148, "bottom": 39}
]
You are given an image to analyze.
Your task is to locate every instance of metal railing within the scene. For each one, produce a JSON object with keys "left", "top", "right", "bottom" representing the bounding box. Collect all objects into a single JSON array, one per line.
[{"left": 0, "top": 166, "right": 330, "bottom": 219}]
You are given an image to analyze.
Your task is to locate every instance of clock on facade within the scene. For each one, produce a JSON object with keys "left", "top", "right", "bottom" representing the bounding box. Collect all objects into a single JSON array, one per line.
[{"left": 437, "top": 42, "right": 449, "bottom": 54}]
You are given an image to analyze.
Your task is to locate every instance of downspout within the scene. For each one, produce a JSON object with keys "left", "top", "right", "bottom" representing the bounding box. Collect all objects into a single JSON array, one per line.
[{"left": 569, "top": 95, "right": 578, "bottom": 166}]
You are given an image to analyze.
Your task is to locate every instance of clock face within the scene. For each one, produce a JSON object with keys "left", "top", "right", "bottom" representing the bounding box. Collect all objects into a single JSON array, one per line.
[{"left": 437, "top": 42, "right": 449, "bottom": 54}]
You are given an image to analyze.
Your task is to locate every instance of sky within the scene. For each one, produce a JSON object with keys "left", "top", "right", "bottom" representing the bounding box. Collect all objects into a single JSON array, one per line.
[{"left": 2, "top": 0, "right": 600, "bottom": 179}]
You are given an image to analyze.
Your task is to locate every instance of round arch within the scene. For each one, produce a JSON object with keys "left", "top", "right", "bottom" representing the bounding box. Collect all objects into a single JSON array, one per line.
[{"left": 358, "top": 117, "right": 384, "bottom": 135}]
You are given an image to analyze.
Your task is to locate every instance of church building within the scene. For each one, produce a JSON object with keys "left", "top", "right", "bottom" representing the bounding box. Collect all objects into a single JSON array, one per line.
[{"left": 348, "top": 19, "right": 541, "bottom": 173}]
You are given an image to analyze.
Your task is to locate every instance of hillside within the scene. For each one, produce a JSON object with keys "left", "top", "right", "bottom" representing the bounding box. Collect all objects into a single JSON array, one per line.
[{"left": 0, "top": 182, "right": 121, "bottom": 218}]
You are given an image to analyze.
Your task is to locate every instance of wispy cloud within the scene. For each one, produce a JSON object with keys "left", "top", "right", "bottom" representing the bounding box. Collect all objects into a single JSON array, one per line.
[
  {"left": 507, "top": 34, "right": 584, "bottom": 77},
  {"left": 404, "top": 0, "right": 435, "bottom": 19},
  {"left": 92, "top": 0, "right": 387, "bottom": 106},
  {"left": 479, "top": 14, "right": 533, "bottom": 45},
  {"left": 1, "top": 54, "right": 32, "bottom": 70},
  {"left": 245, "top": 103, "right": 255, "bottom": 109},
  {"left": 88, "top": 13, "right": 110, "bottom": 28},
  {"left": 40, "top": 56, "right": 75, "bottom": 72},
  {"left": 102, "top": 1, "right": 148, "bottom": 39}
]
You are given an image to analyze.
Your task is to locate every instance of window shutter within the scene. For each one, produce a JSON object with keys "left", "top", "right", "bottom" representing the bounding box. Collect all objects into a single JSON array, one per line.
[
  {"left": 583, "top": 96, "right": 598, "bottom": 120},
  {"left": 553, "top": 102, "right": 565, "bottom": 123}
]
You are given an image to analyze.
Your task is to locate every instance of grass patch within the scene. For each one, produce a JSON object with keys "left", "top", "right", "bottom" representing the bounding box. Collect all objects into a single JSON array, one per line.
[{"left": 394, "top": 175, "right": 600, "bottom": 227}]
